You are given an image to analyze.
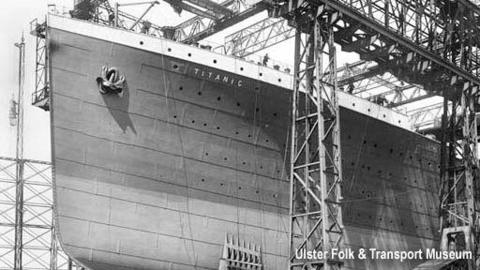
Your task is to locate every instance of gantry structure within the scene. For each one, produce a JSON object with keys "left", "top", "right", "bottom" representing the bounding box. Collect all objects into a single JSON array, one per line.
[
  {"left": 279, "top": 0, "right": 480, "bottom": 269},
  {"left": 28, "top": 0, "right": 480, "bottom": 269}
]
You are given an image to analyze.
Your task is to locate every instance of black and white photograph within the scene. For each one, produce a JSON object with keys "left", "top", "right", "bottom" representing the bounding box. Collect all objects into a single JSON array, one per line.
[{"left": 1, "top": 0, "right": 480, "bottom": 269}]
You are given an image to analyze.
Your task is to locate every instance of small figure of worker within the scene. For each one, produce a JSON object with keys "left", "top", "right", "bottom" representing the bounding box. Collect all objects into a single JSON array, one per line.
[
  {"left": 347, "top": 81, "right": 354, "bottom": 94},
  {"left": 377, "top": 95, "right": 388, "bottom": 106},
  {"left": 108, "top": 13, "right": 115, "bottom": 25},
  {"left": 262, "top": 53, "right": 270, "bottom": 66},
  {"left": 141, "top": 21, "right": 152, "bottom": 34}
]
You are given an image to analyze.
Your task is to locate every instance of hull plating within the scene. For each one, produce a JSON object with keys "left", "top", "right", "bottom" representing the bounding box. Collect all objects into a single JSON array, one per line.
[{"left": 49, "top": 23, "right": 440, "bottom": 270}]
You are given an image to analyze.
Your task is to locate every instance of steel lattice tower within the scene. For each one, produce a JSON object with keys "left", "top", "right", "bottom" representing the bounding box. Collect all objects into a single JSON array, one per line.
[{"left": 288, "top": 6, "right": 344, "bottom": 270}]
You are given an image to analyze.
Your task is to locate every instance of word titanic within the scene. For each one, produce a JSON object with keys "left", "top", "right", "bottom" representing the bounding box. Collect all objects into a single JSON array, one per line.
[{"left": 193, "top": 67, "right": 244, "bottom": 87}]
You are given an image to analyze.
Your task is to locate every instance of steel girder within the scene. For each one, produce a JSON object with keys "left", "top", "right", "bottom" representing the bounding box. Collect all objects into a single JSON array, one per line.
[
  {"left": 408, "top": 102, "right": 445, "bottom": 131},
  {"left": 75, "top": 0, "right": 268, "bottom": 44},
  {"left": 337, "top": 61, "right": 434, "bottom": 112},
  {"left": 280, "top": 0, "right": 480, "bottom": 92},
  {"left": 174, "top": 0, "right": 269, "bottom": 43},
  {"left": 223, "top": 17, "right": 295, "bottom": 57},
  {"left": 321, "top": 0, "right": 480, "bottom": 87},
  {"left": 439, "top": 89, "right": 480, "bottom": 270},
  {"left": 289, "top": 6, "right": 344, "bottom": 270},
  {"left": 172, "top": 0, "right": 238, "bottom": 41},
  {"left": 161, "top": 0, "right": 235, "bottom": 20}
]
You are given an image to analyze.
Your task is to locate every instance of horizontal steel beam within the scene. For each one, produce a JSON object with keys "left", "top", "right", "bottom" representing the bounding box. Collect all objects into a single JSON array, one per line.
[
  {"left": 312, "top": 0, "right": 480, "bottom": 87},
  {"left": 183, "top": 0, "right": 234, "bottom": 16},
  {"left": 224, "top": 17, "right": 294, "bottom": 56},
  {"left": 181, "top": 2, "right": 268, "bottom": 43},
  {"left": 163, "top": 0, "right": 219, "bottom": 19}
]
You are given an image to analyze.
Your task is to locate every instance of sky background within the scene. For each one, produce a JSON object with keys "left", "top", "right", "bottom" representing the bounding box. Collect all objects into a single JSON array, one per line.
[
  {"left": 0, "top": 0, "right": 359, "bottom": 162},
  {"left": 0, "top": 0, "right": 60, "bottom": 161}
]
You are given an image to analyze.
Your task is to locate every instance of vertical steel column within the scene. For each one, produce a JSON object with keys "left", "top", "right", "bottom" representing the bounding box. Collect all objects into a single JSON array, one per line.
[
  {"left": 67, "top": 259, "right": 73, "bottom": 270},
  {"left": 13, "top": 35, "right": 25, "bottom": 270},
  {"left": 114, "top": 2, "right": 119, "bottom": 27},
  {"left": 13, "top": 161, "right": 24, "bottom": 270},
  {"left": 438, "top": 2, "right": 480, "bottom": 267},
  {"left": 289, "top": 6, "right": 343, "bottom": 270},
  {"left": 50, "top": 221, "right": 58, "bottom": 270},
  {"left": 440, "top": 85, "right": 479, "bottom": 269}
]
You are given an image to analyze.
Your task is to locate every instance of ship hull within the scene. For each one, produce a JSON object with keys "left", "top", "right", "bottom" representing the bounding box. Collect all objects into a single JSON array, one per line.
[{"left": 49, "top": 16, "right": 440, "bottom": 270}]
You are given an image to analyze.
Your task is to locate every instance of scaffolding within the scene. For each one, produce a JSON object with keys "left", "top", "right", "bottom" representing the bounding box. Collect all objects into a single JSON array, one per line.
[
  {"left": 30, "top": 18, "right": 49, "bottom": 112},
  {"left": 0, "top": 157, "right": 71, "bottom": 270}
]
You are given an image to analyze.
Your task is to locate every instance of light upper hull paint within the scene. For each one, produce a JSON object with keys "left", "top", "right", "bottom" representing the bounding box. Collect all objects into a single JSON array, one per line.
[{"left": 49, "top": 15, "right": 440, "bottom": 270}]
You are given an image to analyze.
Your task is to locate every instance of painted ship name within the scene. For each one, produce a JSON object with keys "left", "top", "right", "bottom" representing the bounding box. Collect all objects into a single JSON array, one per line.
[{"left": 193, "top": 67, "right": 244, "bottom": 88}]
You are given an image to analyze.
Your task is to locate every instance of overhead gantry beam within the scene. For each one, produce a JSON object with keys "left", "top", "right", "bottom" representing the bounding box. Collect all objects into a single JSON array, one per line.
[
  {"left": 221, "top": 16, "right": 438, "bottom": 108},
  {"left": 163, "top": 0, "right": 221, "bottom": 19},
  {"left": 172, "top": 0, "right": 237, "bottom": 41},
  {"left": 220, "top": 9, "right": 448, "bottom": 109},
  {"left": 163, "top": 0, "right": 234, "bottom": 19},
  {"left": 172, "top": 0, "right": 270, "bottom": 43},
  {"left": 94, "top": 1, "right": 167, "bottom": 37},
  {"left": 93, "top": 0, "right": 267, "bottom": 43},
  {"left": 336, "top": 60, "right": 434, "bottom": 108},
  {"left": 222, "top": 15, "right": 449, "bottom": 125},
  {"left": 178, "top": 0, "right": 234, "bottom": 17},
  {"left": 408, "top": 102, "right": 445, "bottom": 131},
  {"left": 223, "top": 17, "right": 294, "bottom": 57},
  {"left": 280, "top": 0, "right": 480, "bottom": 91}
]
